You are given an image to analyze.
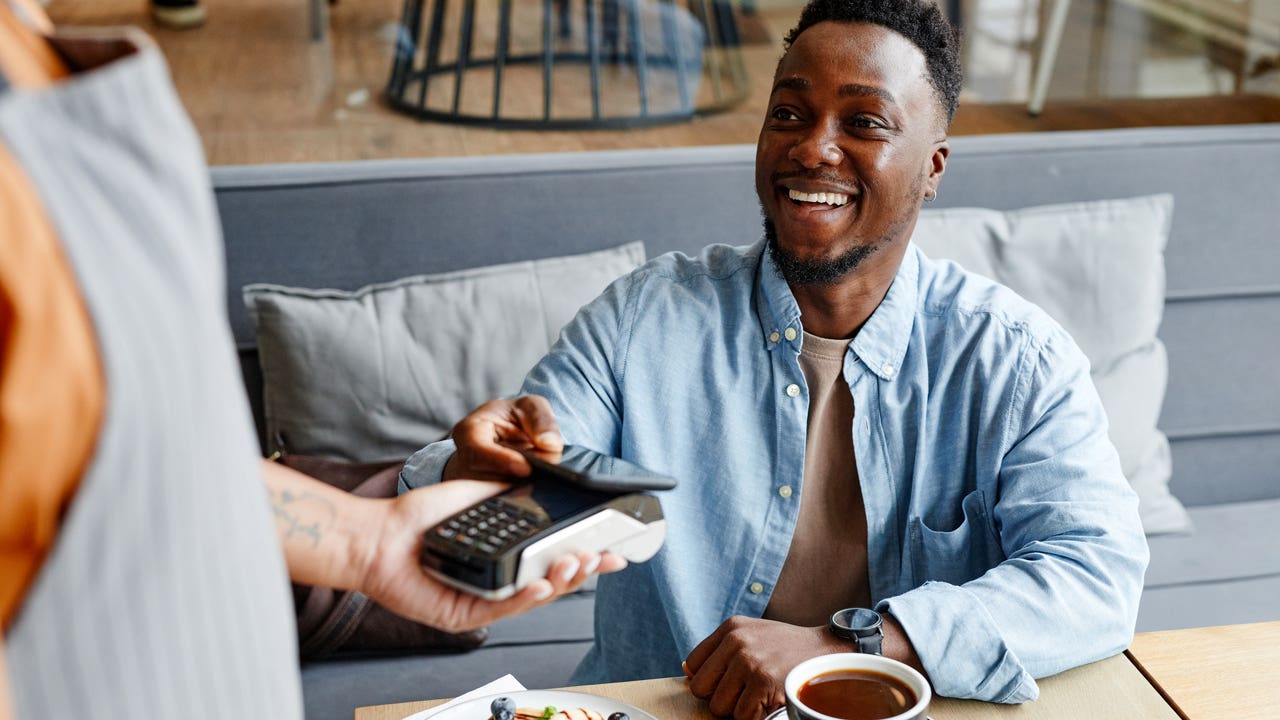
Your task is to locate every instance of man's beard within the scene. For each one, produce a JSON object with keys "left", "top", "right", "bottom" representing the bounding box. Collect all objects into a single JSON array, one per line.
[
  {"left": 762, "top": 172, "right": 925, "bottom": 287},
  {"left": 764, "top": 215, "right": 878, "bottom": 287}
]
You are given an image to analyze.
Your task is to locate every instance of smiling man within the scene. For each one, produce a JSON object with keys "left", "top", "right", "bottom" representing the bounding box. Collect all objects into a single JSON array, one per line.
[{"left": 401, "top": 1, "right": 1149, "bottom": 717}]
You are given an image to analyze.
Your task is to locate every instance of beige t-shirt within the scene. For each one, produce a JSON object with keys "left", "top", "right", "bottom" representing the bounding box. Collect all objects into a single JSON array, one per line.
[{"left": 764, "top": 331, "right": 871, "bottom": 626}]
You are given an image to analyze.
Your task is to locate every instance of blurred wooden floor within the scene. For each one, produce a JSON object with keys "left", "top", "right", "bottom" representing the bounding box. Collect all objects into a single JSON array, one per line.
[{"left": 44, "top": 0, "right": 1280, "bottom": 165}]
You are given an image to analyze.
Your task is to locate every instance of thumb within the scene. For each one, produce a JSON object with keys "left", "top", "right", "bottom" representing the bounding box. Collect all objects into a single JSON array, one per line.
[{"left": 511, "top": 395, "right": 564, "bottom": 451}]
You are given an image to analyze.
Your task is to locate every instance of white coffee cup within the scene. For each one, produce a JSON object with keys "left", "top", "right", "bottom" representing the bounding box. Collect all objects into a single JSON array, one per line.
[{"left": 783, "top": 653, "right": 931, "bottom": 720}]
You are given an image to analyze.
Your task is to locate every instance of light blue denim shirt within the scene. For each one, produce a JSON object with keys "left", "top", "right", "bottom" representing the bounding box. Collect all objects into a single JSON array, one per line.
[{"left": 402, "top": 241, "right": 1149, "bottom": 703}]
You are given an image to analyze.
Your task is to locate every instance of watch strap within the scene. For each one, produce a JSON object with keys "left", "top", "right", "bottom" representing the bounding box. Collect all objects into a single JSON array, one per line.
[{"left": 855, "top": 631, "right": 882, "bottom": 655}]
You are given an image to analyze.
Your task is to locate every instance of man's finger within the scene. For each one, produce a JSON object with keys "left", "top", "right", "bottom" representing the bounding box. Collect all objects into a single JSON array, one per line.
[
  {"left": 685, "top": 619, "right": 730, "bottom": 676},
  {"left": 463, "top": 445, "right": 530, "bottom": 478},
  {"left": 686, "top": 632, "right": 735, "bottom": 700},
  {"left": 707, "top": 662, "right": 747, "bottom": 718},
  {"left": 512, "top": 395, "right": 563, "bottom": 451},
  {"left": 450, "top": 416, "right": 530, "bottom": 478},
  {"left": 733, "top": 684, "right": 778, "bottom": 720}
]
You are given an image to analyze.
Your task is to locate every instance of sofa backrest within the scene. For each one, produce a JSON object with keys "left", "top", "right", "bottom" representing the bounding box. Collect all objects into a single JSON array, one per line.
[{"left": 213, "top": 123, "right": 1280, "bottom": 508}]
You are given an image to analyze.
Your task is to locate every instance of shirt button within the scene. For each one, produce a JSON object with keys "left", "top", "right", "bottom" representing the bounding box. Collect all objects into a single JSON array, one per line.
[
  {"left": 749, "top": 582, "right": 764, "bottom": 595},
  {"left": 786, "top": 384, "right": 801, "bottom": 398},
  {"left": 882, "top": 363, "right": 895, "bottom": 377},
  {"left": 778, "top": 485, "right": 793, "bottom": 499},
  {"left": 784, "top": 327, "right": 798, "bottom": 341},
  {"left": 769, "top": 331, "right": 781, "bottom": 343}
]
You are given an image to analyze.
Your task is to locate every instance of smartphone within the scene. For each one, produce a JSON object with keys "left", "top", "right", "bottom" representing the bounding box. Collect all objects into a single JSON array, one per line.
[
  {"left": 419, "top": 446, "right": 674, "bottom": 600},
  {"left": 521, "top": 444, "right": 678, "bottom": 493}
]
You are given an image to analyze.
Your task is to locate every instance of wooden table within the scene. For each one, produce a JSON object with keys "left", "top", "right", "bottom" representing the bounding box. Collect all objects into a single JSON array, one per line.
[
  {"left": 1126, "top": 621, "right": 1280, "bottom": 720},
  {"left": 357, "top": 651, "right": 1177, "bottom": 720}
]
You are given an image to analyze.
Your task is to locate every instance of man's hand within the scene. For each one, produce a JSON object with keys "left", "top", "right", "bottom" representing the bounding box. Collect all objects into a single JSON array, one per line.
[
  {"left": 683, "top": 616, "right": 848, "bottom": 720},
  {"left": 443, "top": 396, "right": 564, "bottom": 481},
  {"left": 356, "top": 478, "right": 626, "bottom": 631}
]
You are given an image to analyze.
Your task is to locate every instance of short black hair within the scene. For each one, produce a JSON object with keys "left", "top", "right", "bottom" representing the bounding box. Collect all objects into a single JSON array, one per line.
[{"left": 783, "top": 0, "right": 963, "bottom": 125}]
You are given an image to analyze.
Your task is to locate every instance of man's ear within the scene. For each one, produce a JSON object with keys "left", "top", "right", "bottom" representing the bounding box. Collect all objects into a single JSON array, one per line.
[{"left": 925, "top": 141, "right": 949, "bottom": 197}]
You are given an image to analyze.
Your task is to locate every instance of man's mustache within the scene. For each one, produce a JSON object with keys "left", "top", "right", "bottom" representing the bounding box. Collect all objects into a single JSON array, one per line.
[{"left": 770, "top": 170, "right": 853, "bottom": 186}]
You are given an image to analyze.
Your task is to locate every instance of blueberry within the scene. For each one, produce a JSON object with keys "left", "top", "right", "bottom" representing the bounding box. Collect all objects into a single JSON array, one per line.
[
  {"left": 608, "top": 713, "right": 630, "bottom": 720},
  {"left": 490, "top": 696, "right": 517, "bottom": 720}
]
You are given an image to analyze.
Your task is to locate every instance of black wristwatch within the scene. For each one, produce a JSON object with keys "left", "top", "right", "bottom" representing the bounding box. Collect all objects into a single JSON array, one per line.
[{"left": 829, "top": 608, "right": 883, "bottom": 655}]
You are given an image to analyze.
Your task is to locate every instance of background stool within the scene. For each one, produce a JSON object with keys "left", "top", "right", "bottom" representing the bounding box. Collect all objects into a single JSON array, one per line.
[{"left": 385, "top": 0, "right": 749, "bottom": 129}]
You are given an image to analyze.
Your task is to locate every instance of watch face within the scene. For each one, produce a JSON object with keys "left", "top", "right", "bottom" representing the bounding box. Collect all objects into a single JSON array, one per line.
[
  {"left": 833, "top": 607, "right": 882, "bottom": 634},
  {"left": 847, "top": 608, "right": 881, "bottom": 632}
]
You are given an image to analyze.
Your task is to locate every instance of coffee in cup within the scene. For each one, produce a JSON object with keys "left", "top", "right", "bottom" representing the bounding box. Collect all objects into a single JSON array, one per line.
[{"left": 784, "top": 653, "right": 930, "bottom": 720}]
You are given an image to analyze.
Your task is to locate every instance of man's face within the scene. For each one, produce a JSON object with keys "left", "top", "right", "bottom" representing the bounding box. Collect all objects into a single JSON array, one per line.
[{"left": 756, "top": 21, "right": 948, "bottom": 286}]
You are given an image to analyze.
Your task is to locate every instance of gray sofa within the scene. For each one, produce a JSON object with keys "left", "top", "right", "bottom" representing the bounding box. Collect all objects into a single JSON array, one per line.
[{"left": 212, "top": 123, "right": 1280, "bottom": 720}]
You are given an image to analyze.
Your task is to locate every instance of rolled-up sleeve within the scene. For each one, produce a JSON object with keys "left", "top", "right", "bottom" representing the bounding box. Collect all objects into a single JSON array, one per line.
[
  {"left": 399, "top": 272, "right": 636, "bottom": 494},
  {"left": 880, "top": 330, "right": 1150, "bottom": 702},
  {"left": 399, "top": 437, "right": 456, "bottom": 493}
]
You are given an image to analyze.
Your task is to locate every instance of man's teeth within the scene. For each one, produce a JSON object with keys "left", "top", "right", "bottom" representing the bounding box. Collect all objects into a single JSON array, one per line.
[{"left": 788, "top": 189, "right": 851, "bottom": 206}]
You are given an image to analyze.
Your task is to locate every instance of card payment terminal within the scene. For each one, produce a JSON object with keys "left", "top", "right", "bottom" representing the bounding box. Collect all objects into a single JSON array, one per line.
[{"left": 420, "top": 446, "right": 675, "bottom": 600}]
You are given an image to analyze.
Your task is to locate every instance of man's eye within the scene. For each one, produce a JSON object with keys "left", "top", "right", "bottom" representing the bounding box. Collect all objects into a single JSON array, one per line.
[
  {"left": 849, "top": 116, "right": 885, "bottom": 129},
  {"left": 771, "top": 107, "right": 800, "bottom": 121}
]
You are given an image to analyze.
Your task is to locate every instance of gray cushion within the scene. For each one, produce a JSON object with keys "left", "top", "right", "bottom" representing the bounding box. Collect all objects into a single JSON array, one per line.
[
  {"left": 1144, "top": 498, "right": 1280, "bottom": 588},
  {"left": 244, "top": 242, "right": 645, "bottom": 461},
  {"left": 1139, "top": 498, "right": 1280, "bottom": 631},
  {"left": 912, "top": 195, "right": 1190, "bottom": 535}
]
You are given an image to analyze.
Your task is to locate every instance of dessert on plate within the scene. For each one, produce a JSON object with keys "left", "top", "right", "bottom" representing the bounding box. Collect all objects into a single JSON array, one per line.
[{"left": 488, "top": 696, "right": 630, "bottom": 720}]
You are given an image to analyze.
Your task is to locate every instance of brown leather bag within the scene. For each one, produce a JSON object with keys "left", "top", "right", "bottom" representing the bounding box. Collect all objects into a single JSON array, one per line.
[{"left": 279, "top": 454, "right": 488, "bottom": 660}]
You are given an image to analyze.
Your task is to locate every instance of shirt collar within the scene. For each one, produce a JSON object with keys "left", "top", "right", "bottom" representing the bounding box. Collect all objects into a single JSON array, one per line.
[
  {"left": 754, "top": 240, "right": 920, "bottom": 381},
  {"left": 850, "top": 244, "right": 919, "bottom": 382},
  {"left": 754, "top": 241, "right": 804, "bottom": 354}
]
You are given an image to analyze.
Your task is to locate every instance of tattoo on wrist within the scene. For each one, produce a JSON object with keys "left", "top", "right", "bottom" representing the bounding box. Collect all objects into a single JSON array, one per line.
[{"left": 270, "top": 488, "right": 336, "bottom": 547}]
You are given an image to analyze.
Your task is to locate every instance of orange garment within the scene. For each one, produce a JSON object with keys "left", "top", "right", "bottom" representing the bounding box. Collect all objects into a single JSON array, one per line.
[
  {"left": 0, "top": 1, "right": 105, "bottom": 633},
  {"left": 0, "top": 0, "right": 65, "bottom": 87}
]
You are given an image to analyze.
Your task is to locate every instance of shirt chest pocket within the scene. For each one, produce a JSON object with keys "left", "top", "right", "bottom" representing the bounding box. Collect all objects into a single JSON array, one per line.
[{"left": 908, "top": 489, "right": 1005, "bottom": 587}]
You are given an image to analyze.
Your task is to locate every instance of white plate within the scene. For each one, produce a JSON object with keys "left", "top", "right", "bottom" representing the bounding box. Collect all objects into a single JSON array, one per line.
[{"left": 423, "top": 690, "right": 659, "bottom": 720}]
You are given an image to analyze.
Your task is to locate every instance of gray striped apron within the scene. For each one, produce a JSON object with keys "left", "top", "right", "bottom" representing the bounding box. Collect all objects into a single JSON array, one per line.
[{"left": 0, "top": 29, "right": 302, "bottom": 719}]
